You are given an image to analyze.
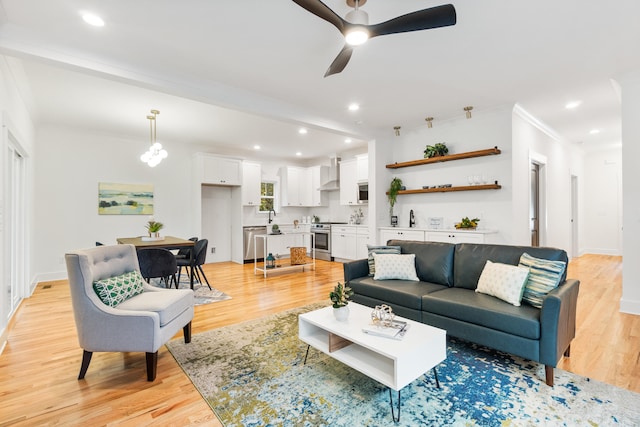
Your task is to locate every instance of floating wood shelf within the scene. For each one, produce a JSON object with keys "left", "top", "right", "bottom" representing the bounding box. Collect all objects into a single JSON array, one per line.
[
  {"left": 386, "top": 147, "right": 501, "bottom": 169},
  {"left": 386, "top": 183, "right": 502, "bottom": 196}
]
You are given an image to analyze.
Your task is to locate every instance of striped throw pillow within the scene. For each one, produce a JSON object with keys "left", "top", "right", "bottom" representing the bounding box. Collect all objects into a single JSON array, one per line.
[
  {"left": 367, "top": 245, "right": 401, "bottom": 276},
  {"left": 519, "top": 252, "right": 567, "bottom": 308}
]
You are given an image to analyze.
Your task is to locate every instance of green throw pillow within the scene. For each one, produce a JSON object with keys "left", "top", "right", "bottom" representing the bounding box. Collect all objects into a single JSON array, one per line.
[
  {"left": 519, "top": 252, "right": 567, "bottom": 308},
  {"left": 93, "top": 270, "right": 145, "bottom": 307},
  {"left": 367, "top": 245, "right": 401, "bottom": 276}
]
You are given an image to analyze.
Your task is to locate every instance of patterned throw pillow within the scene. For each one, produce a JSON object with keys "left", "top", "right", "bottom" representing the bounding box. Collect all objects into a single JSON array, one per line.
[
  {"left": 367, "top": 245, "right": 401, "bottom": 276},
  {"left": 519, "top": 252, "right": 567, "bottom": 308},
  {"left": 373, "top": 253, "right": 419, "bottom": 281},
  {"left": 93, "top": 270, "right": 145, "bottom": 307},
  {"left": 475, "top": 261, "right": 530, "bottom": 306}
]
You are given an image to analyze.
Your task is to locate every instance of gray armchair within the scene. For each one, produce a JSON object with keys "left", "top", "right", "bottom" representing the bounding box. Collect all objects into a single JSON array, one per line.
[{"left": 65, "top": 244, "right": 194, "bottom": 381}]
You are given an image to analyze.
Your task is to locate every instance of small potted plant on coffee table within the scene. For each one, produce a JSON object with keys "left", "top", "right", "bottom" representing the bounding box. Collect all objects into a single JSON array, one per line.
[{"left": 330, "top": 282, "right": 354, "bottom": 321}]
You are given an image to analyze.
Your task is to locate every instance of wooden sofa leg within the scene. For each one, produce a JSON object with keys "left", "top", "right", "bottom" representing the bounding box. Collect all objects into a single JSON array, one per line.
[
  {"left": 564, "top": 345, "right": 571, "bottom": 357},
  {"left": 78, "top": 350, "right": 93, "bottom": 380},
  {"left": 184, "top": 322, "right": 192, "bottom": 344},
  {"left": 146, "top": 352, "right": 158, "bottom": 381},
  {"left": 545, "top": 365, "right": 554, "bottom": 386}
]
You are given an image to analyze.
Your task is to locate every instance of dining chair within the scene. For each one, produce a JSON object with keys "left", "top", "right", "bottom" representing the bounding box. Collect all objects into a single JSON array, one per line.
[
  {"left": 175, "top": 237, "right": 198, "bottom": 261},
  {"left": 177, "top": 238, "right": 211, "bottom": 290},
  {"left": 137, "top": 248, "right": 178, "bottom": 288},
  {"left": 65, "top": 244, "right": 193, "bottom": 381}
]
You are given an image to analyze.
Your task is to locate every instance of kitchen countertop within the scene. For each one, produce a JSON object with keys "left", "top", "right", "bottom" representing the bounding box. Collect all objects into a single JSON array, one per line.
[{"left": 379, "top": 226, "right": 497, "bottom": 234}]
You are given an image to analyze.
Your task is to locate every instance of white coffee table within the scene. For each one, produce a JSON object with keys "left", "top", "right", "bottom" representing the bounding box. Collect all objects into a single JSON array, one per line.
[{"left": 298, "top": 302, "right": 446, "bottom": 421}]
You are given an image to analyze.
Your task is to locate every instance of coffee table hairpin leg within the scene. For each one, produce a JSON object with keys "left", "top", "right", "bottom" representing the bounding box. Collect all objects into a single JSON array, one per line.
[{"left": 389, "top": 367, "right": 440, "bottom": 422}]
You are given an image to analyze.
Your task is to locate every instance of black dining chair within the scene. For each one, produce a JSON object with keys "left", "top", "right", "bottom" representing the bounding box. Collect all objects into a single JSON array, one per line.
[
  {"left": 137, "top": 248, "right": 178, "bottom": 288},
  {"left": 177, "top": 239, "right": 211, "bottom": 290},
  {"left": 175, "top": 237, "right": 198, "bottom": 261}
]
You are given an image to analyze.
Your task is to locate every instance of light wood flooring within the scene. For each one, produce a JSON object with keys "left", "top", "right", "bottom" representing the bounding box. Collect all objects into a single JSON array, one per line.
[{"left": 0, "top": 254, "right": 638, "bottom": 426}]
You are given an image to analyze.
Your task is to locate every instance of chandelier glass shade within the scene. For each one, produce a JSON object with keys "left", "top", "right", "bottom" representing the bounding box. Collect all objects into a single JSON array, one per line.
[{"left": 140, "top": 109, "right": 167, "bottom": 167}]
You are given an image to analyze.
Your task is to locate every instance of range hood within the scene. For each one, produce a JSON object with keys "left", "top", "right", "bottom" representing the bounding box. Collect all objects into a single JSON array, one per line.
[{"left": 319, "top": 156, "right": 340, "bottom": 191}]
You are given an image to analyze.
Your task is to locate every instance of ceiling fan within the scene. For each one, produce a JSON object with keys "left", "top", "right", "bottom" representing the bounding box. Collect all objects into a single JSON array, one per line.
[{"left": 292, "top": 0, "right": 457, "bottom": 77}]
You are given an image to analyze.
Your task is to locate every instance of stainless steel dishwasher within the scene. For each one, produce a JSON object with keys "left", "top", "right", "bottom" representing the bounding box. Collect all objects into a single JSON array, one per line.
[{"left": 243, "top": 226, "right": 267, "bottom": 262}]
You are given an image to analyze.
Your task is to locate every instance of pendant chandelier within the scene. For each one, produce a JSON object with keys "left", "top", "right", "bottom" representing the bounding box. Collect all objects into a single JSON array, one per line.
[{"left": 140, "top": 109, "right": 167, "bottom": 167}]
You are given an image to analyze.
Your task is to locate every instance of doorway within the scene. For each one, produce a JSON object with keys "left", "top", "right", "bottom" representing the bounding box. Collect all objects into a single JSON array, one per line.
[
  {"left": 201, "top": 185, "right": 232, "bottom": 263},
  {"left": 530, "top": 162, "right": 540, "bottom": 247},
  {"left": 571, "top": 175, "right": 579, "bottom": 258}
]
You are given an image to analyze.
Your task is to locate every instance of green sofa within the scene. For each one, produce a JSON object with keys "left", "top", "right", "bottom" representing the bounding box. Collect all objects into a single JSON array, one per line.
[{"left": 343, "top": 240, "right": 580, "bottom": 386}]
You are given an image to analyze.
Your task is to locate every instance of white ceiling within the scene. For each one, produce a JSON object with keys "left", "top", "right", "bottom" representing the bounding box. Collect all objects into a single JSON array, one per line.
[{"left": 1, "top": 0, "right": 638, "bottom": 161}]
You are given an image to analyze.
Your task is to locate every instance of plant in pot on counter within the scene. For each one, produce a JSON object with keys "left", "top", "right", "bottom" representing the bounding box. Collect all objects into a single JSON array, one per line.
[
  {"left": 455, "top": 217, "right": 480, "bottom": 229},
  {"left": 271, "top": 224, "right": 280, "bottom": 234},
  {"left": 387, "top": 177, "right": 403, "bottom": 225},
  {"left": 424, "top": 142, "right": 449, "bottom": 158},
  {"left": 330, "top": 282, "right": 354, "bottom": 321}
]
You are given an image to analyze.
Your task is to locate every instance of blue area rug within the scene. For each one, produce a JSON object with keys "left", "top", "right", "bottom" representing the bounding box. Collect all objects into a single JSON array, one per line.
[{"left": 167, "top": 304, "right": 640, "bottom": 426}]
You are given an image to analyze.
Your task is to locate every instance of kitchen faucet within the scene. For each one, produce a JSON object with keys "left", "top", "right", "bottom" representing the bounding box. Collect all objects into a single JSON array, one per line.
[
  {"left": 268, "top": 209, "right": 276, "bottom": 224},
  {"left": 409, "top": 210, "right": 415, "bottom": 228}
]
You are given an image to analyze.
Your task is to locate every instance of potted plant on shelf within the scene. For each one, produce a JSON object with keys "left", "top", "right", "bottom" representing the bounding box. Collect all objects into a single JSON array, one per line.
[
  {"left": 424, "top": 142, "right": 449, "bottom": 158},
  {"left": 330, "top": 282, "right": 354, "bottom": 321},
  {"left": 388, "top": 177, "right": 403, "bottom": 226},
  {"left": 455, "top": 217, "right": 480, "bottom": 230}
]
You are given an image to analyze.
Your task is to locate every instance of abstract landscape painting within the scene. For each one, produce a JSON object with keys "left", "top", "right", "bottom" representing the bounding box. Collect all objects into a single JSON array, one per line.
[{"left": 98, "top": 182, "right": 154, "bottom": 215}]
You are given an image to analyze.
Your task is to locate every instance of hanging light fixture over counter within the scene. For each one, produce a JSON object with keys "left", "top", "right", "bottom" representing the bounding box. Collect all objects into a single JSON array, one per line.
[{"left": 140, "top": 109, "right": 167, "bottom": 167}]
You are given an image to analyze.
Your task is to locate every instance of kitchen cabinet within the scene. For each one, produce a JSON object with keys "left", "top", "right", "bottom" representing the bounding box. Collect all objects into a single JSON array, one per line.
[
  {"left": 281, "top": 166, "right": 312, "bottom": 207},
  {"left": 332, "top": 225, "right": 369, "bottom": 261},
  {"left": 197, "top": 153, "right": 242, "bottom": 186},
  {"left": 379, "top": 228, "right": 425, "bottom": 243},
  {"left": 242, "top": 161, "right": 261, "bottom": 206},
  {"left": 356, "top": 154, "right": 368, "bottom": 181},
  {"left": 339, "top": 159, "right": 358, "bottom": 205},
  {"left": 424, "top": 230, "right": 486, "bottom": 244},
  {"left": 309, "top": 165, "right": 328, "bottom": 207}
]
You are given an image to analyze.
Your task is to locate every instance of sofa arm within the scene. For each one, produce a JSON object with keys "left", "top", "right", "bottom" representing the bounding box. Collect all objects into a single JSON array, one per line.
[
  {"left": 343, "top": 259, "right": 370, "bottom": 283},
  {"left": 539, "top": 279, "right": 580, "bottom": 366}
]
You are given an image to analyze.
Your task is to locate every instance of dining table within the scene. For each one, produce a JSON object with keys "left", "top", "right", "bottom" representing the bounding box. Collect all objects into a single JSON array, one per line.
[{"left": 116, "top": 236, "right": 196, "bottom": 289}]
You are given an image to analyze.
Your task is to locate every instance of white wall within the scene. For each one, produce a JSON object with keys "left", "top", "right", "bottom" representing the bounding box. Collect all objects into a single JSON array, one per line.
[
  {"left": 582, "top": 147, "right": 623, "bottom": 255},
  {"left": 511, "top": 107, "right": 584, "bottom": 253},
  {"left": 618, "top": 73, "right": 640, "bottom": 314},
  {"left": 373, "top": 107, "right": 514, "bottom": 240}
]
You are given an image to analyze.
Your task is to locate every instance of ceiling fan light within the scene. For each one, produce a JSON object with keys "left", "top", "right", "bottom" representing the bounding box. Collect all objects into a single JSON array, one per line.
[{"left": 345, "top": 27, "right": 369, "bottom": 45}]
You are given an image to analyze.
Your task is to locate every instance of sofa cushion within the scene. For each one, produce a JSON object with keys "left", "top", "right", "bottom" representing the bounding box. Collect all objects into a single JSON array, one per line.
[
  {"left": 349, "top": 276, "right": 447, "bottom": 311},
  {"left": 387, "top": 240, "right": 455, "bottom": 286},
  {"left": 367, "top": 245, "right": 401, "bottom": 276},
  {"left": 519, "top": 252, "right": 567, "bottom": 308},
  {"left": 92, "top": 270, "right": 145, "bottom": 307},
  {"left": 475, "top": 261, "right": 530, "bottom": 306},
  {"left": 373, "top": 253, "right": 419, "bottom": 281},
  {"left": 117, "top": 288, "right": 193, "bottom": 327},
  {"left": 423, "top": 288, "right": 541, "bottom": 339},
  {"left": 453, "top": 243, "right": 569, "bottom": 290}
]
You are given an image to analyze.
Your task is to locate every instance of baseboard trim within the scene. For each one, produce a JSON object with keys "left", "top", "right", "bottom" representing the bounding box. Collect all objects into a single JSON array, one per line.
[{"left": 620, "top": 298, "right": 640, "bottom": 315}]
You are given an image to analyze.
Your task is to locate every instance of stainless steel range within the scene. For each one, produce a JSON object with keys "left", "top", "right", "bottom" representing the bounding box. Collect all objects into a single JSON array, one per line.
[{"left": 310, "top": 222, "right": 347, "bottom": 261}]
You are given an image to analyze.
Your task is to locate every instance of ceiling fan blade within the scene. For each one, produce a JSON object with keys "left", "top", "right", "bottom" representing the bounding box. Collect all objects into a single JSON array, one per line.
[
  {"left": 369, "top": 4, "right": 456, "bottom": 38},
  {"left": 324, "top": 45, "right": 354, "bottom": 77},
  {"left": 292, "top": 0, "right": 347, "bottom": 33}
]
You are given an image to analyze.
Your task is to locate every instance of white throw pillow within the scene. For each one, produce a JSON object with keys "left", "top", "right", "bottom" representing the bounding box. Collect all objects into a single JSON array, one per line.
[
  {"left": 373, "top": 253, "right": 419, "bottom": 281},
  {"left": 475, "top": 260, "right": 530, "bottom": 306}
]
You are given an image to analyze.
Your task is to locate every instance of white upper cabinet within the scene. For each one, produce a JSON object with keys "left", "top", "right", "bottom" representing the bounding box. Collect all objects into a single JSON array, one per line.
[
  {"left": 309, "top": 165, "right": 328, "bottom": 207},
  {"left": 339, "top": 158, "right": 358, "bottom": 205},
  {"left": 356, "top": 154, "right": 368, "bottom": 182},
  {"left": 242, "top": 161, "right": 261, "bottom": 206},
  {"left": 281, "top": 166, "right": 312, "bottom": 207},
  {"left": 197, "top": 153, "right": 242, "bottom": 186}
]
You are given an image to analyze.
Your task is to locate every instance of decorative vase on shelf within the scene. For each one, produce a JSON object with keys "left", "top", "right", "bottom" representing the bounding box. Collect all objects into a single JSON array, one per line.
[{"left": 333, "top": 305, "right": 350, "bottom": 321}]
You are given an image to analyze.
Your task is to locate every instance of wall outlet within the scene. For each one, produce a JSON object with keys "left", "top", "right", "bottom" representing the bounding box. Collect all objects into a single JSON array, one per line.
[{"left": 211, "top": 247, "right": 215, "bottom": 254}]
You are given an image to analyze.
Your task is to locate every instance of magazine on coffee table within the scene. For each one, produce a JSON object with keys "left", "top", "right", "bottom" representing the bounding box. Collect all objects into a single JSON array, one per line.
[{"left": 362, "top": 319, "right": 410, "bottom": 340}]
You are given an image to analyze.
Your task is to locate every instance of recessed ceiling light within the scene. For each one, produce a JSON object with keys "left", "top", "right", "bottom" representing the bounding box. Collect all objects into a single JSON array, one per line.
[
  {"left": 565, "top": 101, "right": 582, "bottom": 109},
  {"left": 296, "top": 152, "right": 302, "bottom": 156},
  {"left": 345, "top": 138, "right": 352, "bottom": 144},
  {"left": 298, "top": 128, "right": 308, "bottom": 135},
  {"left": 589, "top": 129, "right": 601, "bottom": 135},
  {"left": 348, "top": 103, "right": 360, "bottom": 112},
  {"left": 82, "top": 12, "right": 105, "bottom": 27},
  {"left": 253, "top": 145, "right": 261, "bottom": 150}
]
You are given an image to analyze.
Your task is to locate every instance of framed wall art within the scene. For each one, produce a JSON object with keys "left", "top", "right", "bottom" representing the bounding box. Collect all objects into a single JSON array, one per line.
[{"left": 98, "top": 182, "right": 154, "bottom": 215}]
